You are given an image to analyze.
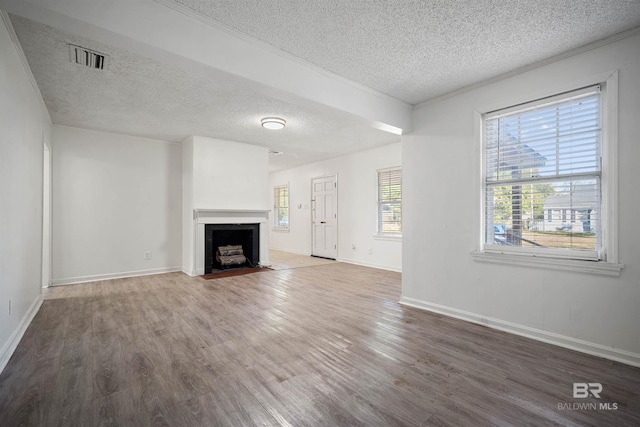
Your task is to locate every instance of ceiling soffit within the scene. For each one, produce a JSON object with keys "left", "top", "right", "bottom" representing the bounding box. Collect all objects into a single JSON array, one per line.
[{"left": 10, "top": 14, "right": 400, "bottom": 171}]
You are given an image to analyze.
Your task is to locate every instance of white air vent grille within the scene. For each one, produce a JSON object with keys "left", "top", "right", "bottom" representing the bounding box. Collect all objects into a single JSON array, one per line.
[{"left": 69, "top": 44, "right": 108, "bottom": 70}]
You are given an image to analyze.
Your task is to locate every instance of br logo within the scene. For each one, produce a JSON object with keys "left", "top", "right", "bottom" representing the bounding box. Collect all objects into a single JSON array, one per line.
[{"left": 573, "top": 383, "right": 602, "bottom": 398}]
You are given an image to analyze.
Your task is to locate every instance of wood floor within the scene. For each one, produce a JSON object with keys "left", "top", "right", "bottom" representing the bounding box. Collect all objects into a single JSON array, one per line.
[
  {"left": 1, "top": 256, "right": 639, "bottom": 426},
  {"left": 268, "top": 250, "right": 337, "bottom": 270}
]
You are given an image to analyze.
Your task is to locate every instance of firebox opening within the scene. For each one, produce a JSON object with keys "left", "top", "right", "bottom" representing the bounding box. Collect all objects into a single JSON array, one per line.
[{"left": 204, "top": 223, "right": 260, "bottom": 274}]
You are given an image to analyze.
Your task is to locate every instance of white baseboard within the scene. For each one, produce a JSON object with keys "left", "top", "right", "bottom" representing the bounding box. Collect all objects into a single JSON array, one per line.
[
  {"left": 183, "top": 268, "right": 197, "bottom": 277},
  {"left": 0, "top": 295, "right": 43, "bottom": 374},
  {"left": 399, "top": 296, "right": 640, "bottom": 368},
  {"left": 51, "top": 266, "right": 182, "bottom": 286},
  {"left": 338, "top": 257, "right": 402, "bottom": 273}
]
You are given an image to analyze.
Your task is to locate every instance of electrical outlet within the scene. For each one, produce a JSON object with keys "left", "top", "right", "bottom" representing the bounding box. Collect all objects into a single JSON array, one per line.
[
  {"left": 368, "top": 248, "right": 373, "bottom": 255},
  {"left": 9, "top": 298, "right": 12, "bottom": 315},
  {"left": 144, "top": 251, "right": 151, "bottom": 260}
]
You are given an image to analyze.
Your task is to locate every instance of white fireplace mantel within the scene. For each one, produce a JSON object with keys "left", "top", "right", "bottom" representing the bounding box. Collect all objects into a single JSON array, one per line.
[
  {"left": 194, "top": 209, "right": 270, "bottom": 221},
  {"left": 191, "top": 209, "right": 270, "bottom": 275}
]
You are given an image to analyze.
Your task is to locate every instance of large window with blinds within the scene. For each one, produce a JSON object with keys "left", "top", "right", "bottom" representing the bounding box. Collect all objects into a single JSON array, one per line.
[
  {"left": 483, "top": 86, "right": 602, "bottom": 260},
  {"left": 273, "top": 185, "right": 289, "bottom": 230},
  {"left": 378, "top": 168, "right": 402, "bottom": 235}
]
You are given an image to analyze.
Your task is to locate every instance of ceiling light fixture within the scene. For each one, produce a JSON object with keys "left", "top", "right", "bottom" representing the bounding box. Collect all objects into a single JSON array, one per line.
[{"left": 261, "top": 117, "right": 286, "bottom": 130}]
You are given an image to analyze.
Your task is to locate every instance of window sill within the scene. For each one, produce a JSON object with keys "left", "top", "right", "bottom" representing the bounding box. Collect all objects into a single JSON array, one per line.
[
  {"left": 470, "top": 251, "right": 624, "bottom": 277},
  {"left": 272, "top": 228, "right": 289, "bottom": 233},
  {"left": 374, "top": 234, "right": 402, "bottom": 242}
]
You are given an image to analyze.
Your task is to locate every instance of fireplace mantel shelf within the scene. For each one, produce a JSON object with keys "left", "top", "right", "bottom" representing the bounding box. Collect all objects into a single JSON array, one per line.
[{"left": 193, "top": 209, "right": 271, "bottom": 221}]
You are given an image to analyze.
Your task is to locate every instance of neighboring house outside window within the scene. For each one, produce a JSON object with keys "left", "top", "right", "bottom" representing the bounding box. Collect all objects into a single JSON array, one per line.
[
  {"left": 378, "top": 167, "right": 402, "bottom": 235},
  {"left": 273, "top": 185, "right": 289, "bottom": 230},
  {"left": 483, "top": 85, "right": 605, "bottom": 261}
]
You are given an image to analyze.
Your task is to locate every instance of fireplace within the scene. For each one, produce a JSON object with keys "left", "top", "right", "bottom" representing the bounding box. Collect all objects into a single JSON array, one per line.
[
  {"left": 188, "top": 209, "right": 270, "bottom": 276},
  {"left": 204, "top": 223, "right": 260, "bottom": 273}
]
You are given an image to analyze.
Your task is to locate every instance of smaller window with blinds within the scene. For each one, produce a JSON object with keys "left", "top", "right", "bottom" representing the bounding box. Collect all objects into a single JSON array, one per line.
[
  {"left": 273, "top": 185, "right": 289, "bottom": 230},
  {"left": 483, "top": 85, "right": 602, "bottom": 260},
  {"left": 378, "top": 167, "right": 402, "bottom": 235}
]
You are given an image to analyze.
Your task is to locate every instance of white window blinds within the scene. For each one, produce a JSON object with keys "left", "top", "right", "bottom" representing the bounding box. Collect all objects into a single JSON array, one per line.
[
  {"left": 378, "top": 168, "right": 402, "bottom": 234},
  {"left": 483, "top": 86, "right": 601, "bottom": 260}
]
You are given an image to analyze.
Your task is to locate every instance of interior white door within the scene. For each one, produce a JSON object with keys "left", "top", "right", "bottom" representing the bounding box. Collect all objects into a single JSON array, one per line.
[{"left": 311, "top": 175, "right": 337, "bottom": 259}]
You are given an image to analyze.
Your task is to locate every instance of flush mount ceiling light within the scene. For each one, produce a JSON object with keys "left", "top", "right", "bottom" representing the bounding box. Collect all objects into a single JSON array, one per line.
[{"left": 261, "top": 117, "right": 286, "bottom": 130}]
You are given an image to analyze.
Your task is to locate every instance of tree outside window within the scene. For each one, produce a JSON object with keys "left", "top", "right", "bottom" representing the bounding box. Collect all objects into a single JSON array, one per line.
[{"left": 484, "top": 87, "right": 601, "bottom": 258}]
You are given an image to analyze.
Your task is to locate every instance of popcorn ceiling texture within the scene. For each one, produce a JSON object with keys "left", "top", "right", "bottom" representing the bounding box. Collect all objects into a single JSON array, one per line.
[
  {"left": 10, "top": 15, "right": 399, "bottom": 172},
  {"left": 171, "top": 0, "right": 640, "bottom": 104},
  {"left": 9, "top": 2, "right": 640, "bottom": 171}
]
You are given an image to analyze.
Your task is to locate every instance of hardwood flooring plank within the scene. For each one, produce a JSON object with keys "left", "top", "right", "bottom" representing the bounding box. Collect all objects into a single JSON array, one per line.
[
  {"left": 182, "top": 391, "right": 280, "bottom": 427},
  {"left": 92, "top": 329, "right": 127, "bottom": 398},
  {"left": 61, "top": 330, "right": 93, "bottom": 369},
  {"left": 40, "top": 365, "right": 93, "bottom": 427},
  {"left": 94, "top": 387, "right": 143, "bottom": 427},
  {"left": 0, "top": 386, "right": 42, "bottom": 427},
  {"left": 0, "top": 355, "right": 59, "bottom": 423}
]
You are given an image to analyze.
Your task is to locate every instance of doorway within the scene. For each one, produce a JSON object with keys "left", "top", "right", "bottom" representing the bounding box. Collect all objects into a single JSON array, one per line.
[
  {"left": 42, "top": 139, "right": 51, "bottom": 288},
  {"left": 311, "top": 175, "right": 337, "bottom": 259}
]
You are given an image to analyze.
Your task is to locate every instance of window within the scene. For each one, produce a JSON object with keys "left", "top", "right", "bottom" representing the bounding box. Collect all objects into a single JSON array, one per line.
[
  {"left": 483, "top": 86, "right": 603, "bottom": 261},
  {"left": 273, "top": 185, "right": 289, "bottom": 230},
  {"left": 378, "top": 168, "right": 402, "bottom": 234}
]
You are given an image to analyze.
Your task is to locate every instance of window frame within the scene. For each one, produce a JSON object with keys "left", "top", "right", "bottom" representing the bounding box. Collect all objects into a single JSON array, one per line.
[
  {"left": 377, "top": 167, "right": 402, "bottom": 237},
  {"left": 273, "top": 184, "right": 290, "bottom": 231},
  {"left": 482, "top": 85, "right": 603, "bottom": 261},
  {"left": 471, "top": 70, "right": 623, "bottom": 276}
]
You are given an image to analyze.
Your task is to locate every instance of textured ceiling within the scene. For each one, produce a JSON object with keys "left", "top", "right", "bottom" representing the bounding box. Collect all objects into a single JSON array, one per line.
[
  {"left": 170, "top": 0, "right": 640, "bottom": 104},
  {"left": 10, "top": 15, "right": 399, "bottom": 171},
  {"left": 8, "top": 1, "right": 640, "bottom": 172}
]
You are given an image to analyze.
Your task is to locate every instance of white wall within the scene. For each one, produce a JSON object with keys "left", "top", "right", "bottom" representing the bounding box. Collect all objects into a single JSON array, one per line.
[
  {"left": 192, "top": 136, "right": 269, "bottom": 210},
  {"left": 269, "top": 142, "right": 402, "bottom": 271},
  {"left": 182, "top": 136, "right": 269, "bottom": 274},
  {"left": 182, "top": 137, "right": 194, "bottom": 273},
  {"left": 51, "top": 126, "right": 182, "bottom": 284},
  {"left": 42, "top": 144, "right": 51, "bottom": 287},
  {"left": 402, "top": 34, "right": 640, "bottom": 365},
  {"left": 0, "top": 14, "right": 51, "bottom": 371}
]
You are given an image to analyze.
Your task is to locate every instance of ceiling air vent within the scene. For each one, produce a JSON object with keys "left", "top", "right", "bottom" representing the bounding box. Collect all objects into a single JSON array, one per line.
[{"left": 69, "top": 44, "right": 108, "bottom": 70}]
